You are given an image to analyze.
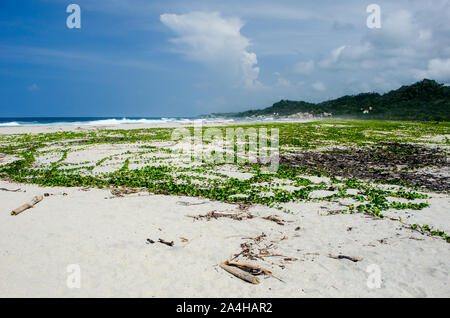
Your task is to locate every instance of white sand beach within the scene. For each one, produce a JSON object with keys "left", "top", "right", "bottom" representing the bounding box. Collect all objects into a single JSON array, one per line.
[
  {"left": 0, "top": 179, "right": 449, "bottom": 297},
  {"left": 0, "top": 122, "right": 449, "bottom": 297}
]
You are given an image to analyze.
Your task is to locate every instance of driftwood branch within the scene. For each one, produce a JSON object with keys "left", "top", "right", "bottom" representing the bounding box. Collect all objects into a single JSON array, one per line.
[
  {"left": 224, "top": 260, "right": 284, "bottom": 283},
  {"left": 262, "top": 215, "right": 285, "bottom": 226},
  {"left": 158, "top": 238, "right": 174, "bottom": 247},
  {"left": 0, "top": 187, "right": 21, "bottom": 192},
  {"left": 11, "top": 195, "right": 43, "bottom": 216},
  {"left": 188, "top": 211, "right": 254, "bottom": 221},
  {"left": 220, "top": 263, "right": 260, "bottom": 284},
  {"left": 328, "top": 254, "right": 363, "bottom": 262}
]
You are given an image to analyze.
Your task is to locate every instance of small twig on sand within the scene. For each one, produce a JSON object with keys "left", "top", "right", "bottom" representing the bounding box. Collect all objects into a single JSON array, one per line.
[
  {"left": 110, "top": 187, "right": 145, "bottom": 197},
  {"left": 328, "top": 254, "right": 363, "bottom": 262},
  {"left": 158, "top": 238, "right": 174, "bottom": 247},
  {"left": 11, "top": 195, "right": 43, "bottom": 216},
  {"left": 237, "top": 202, "right": 252, "bottom": 211},
  {"left": 0, "top": 187, "right": 21, "bottom": 192},
  {"left": 188, "top": 211, "right": 254, "bottom": 221},
  {"left": 262, "top": 215, "right": 285, "bottom": 226},
  {"left": 176, "top": 201, "right": 208, "bottom": 206}
]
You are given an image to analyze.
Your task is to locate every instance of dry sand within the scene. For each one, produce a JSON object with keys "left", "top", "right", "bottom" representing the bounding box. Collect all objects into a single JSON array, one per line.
[{"left": 1, "top": 180, "right": 449, "bottom": 297}]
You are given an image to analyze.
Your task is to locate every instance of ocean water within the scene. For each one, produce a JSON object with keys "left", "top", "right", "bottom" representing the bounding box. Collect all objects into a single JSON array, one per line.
[{"left": 0, "top": 116, "right": 246, "bottom": 127}]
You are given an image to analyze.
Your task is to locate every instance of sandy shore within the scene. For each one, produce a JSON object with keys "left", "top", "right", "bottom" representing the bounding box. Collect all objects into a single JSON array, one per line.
[
  {"left": 1, "top": 179, "right": 449, "bottom": 297},
  {"left": 0, "top": 122, "right": 449, "bottom": 297}
]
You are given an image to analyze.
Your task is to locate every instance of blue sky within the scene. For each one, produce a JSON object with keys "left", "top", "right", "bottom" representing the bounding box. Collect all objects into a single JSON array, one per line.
[{"left": 1, "top": 0, "right": 449, "bottom": 117}]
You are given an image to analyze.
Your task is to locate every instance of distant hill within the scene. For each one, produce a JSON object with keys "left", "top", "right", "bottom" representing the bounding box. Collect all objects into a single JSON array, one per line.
[{"left": 210, "top": 79, "right": 450, "bottom": 121}]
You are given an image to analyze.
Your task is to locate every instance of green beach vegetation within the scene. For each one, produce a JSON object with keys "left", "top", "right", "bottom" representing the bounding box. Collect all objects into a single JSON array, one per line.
[{"left": 0, "top": 120, "right": 449, "bottom": 242}]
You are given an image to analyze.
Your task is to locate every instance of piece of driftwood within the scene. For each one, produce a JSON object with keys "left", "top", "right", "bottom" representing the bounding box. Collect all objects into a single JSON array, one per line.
[
  {"left": 188, "top": 211, "right": 254, "bottom": 221},
  {"left": 223, "top": 260, "right": 284, "bottom": 283},
  {"left": 176, "top": 201, "right": 207, "bottom": 206},
  {"left": 158, "top": 238, "right": 174, "bottom": 246},
  {"left": 110, "top": 187, "right": 144, "bottom": 197},
  {"left": 262, "top": 215, "right": 285, "bottom": 225},
  {"left": 0, "top": 187, "right": 21, "bottom": 192},
  {"left": 328, "top": 254, "right": 363, "bottom": 262},
  {"left": 224, "top": 260, "right": 269, "bottom": 275},
  {"left": 220, "top": 263, "right": 260, "bottom": 284},
  {"left": 11, "top": 195, "right": 43, "bottom": 215}
]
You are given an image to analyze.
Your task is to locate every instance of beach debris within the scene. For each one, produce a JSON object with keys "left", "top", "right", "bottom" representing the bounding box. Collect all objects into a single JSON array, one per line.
[
  {"left": 280, "top": 142, "right": 450, "bottom": 192},
  {"left": 110, "top": 187, "right": 144, "bottom": 197},
  {"left": 326, "top": 209, "right": 345, "bottom": 216},
  {"left": 11, "top": 195, "right": 43, "bottom": 216},
  {"left": 237, "top": 202, "right": 252, "bottom": 211},
  {"left": 378, "top": 238, "right": 388, "bottom": 244},
  {"left": 253, "top": 233, "right": 267, "bottom": 242},
  {"left": 158, "top": 238, "right": 174, "bottom": 247},
  {"left": 176, "top": 201, "right": 208, "bottom": 206},
  {"left": 0, "top": 187, "right": 21, "bottom": 192},
  {"left": 407, "top": 236, "right": 425, "bottom": 241},
  {"left": 180, "top": 237, "right": 189, "bottom": 243},
  {"left": 232, "top": 233, "right": 291, "bottom": 262},
  {"left": 222, "top": 260, "right": 284, "bottom": 283},
  {"left": 188, "top": 210, "right": 254, "bottom": 221},
  {"left": 220, "top": 262, "right": 260, "bottom": 284},
  {"left": 146, "top": 238, "right": 155, "bottom": 244},
  {"left": 262, "top": 215, "right": 285, "bottom": 226},
  {"left": 295, "top": 226, "right": 301, "bottom": 231},
  {"left": 304, "top": 252, "right": 320, "bottom": 256},
  {"left": 328, "top": 254, "right": 363, "bottom": 262}
]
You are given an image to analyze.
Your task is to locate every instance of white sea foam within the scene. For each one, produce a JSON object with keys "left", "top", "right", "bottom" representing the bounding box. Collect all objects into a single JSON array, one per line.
[
  {"left": 0, "top": 122, "right": 20, "bottom": 127},
  {"left": 0, "top": 117, "right": 236, "bottom": 127}
]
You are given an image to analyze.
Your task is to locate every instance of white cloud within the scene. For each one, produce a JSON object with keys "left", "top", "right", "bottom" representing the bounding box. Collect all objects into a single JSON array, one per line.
[
  {"left": 276, "top": 77, "right": 291, "bottom": 87},
  {"left": 319, "top": 43, "right": 372, "bottom": 68},
  {"left": 160, "top": 11, "right": 260, "bottom": 87},
  {"left": 312, "top": 81, "right": 326, "bottom": 91},
  {"left": 331, "top": 45, "right": 346, "bottom": 61},
  {"left": 415, "top": 58, "right": 450, "bottom": 82},
  {"left": 293, "top": 60, "right": 315, "bottom": 75}
]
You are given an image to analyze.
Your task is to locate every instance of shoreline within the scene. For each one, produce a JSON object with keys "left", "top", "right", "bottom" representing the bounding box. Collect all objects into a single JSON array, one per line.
[{"left": 0, "top": 118, "right": 320, "bottom": 135}]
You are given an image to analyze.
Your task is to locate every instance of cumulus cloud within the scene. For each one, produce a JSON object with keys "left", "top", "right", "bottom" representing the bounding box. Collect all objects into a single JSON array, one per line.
[
  {"left": 319, "top": 43, "right": 372, "bottom": 69},
  {"left": 160, "top": 11, "right": 260, "bottom": 87},
  {"left": 312, "top": 81, "right": 326, "bottom": 91},
  {"left": 415, "top": 58, "right": 450, "bottom": 82},
  {"left": 293, "top": 60, "right": 315, "bottom": 75},
  {"left": 306, "top": 5, "right": 449, "bottom": 97}
]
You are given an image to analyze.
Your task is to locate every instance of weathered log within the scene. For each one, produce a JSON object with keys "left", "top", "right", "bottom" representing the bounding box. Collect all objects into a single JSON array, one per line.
[
  {"left": 220, "top": 263, "right": 260, "bottom": 284},
  {"left": 11, "top": 195, "right": 43, "bottom": 216}
]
